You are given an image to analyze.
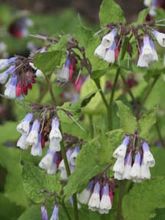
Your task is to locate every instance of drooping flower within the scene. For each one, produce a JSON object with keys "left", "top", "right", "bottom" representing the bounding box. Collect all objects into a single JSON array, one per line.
[
  {"left": 39, "top": 150, "right": 62, "bottom": 175},
  {"left": 137, "top": 35, "right": 158, "bottom": 67},
  {"left": 153, "top": 30, "right": 165, "bottom": 47},
  {"left": 94, "top": 28, "right": 118, "bottom": 60},
  {"left": 41, "top": 205, "right": 48, "bottom": 220},
  {"left": 17, "top": 113, "right": 33, "bottom": 134},
  {"left": 101, "top": 29, "right": 118, "bottom": 48},
  {"left": 113, "top": 136, "right": 130, "bottom": 158},
  {"left": 31, "top": 134, "right": 42, "bottom": 156},
  {"left": 57, "top": 58, "right": 71, "bottom": 82},
  {"left": 142, "top": 142, "right": 155, "bottom": 167},
  {"left": 78, "top": 180, "right": 94, "bottom": 204},
  {"left": 0, "top": 56, "right": 38, "bottom": 99},
  {"left": 49, "top": 117, "right": 62, "bottom": 152},
  {"left": 88, "top": 181, "right": 101, "bottom": 211},
  {"left": 50, "top": 205, "right": 59, "bottom": 220},
  {"left": 17, "top": 133, "right": 29, "bottom": 150},
  {"left": 26, "top": 119, "right": 40, "bottom": 146},
  {"left": 130, "top": 152, "right": 142, "bottom": 182},
  {"left": 99, "top": 183, "right": 112, "bottom": 214},
  {"left": 104, "top": 42, "right": 116, "bottom": 63}
]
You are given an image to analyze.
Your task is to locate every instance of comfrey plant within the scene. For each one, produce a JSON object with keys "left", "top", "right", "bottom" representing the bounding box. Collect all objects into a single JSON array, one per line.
[{"left": 0, "top": 0, "right": 165, "bottom": 220}]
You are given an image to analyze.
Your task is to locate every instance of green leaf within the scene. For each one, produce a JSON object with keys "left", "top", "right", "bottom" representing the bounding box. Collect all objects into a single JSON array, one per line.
[
  {"left": 99, "top": 0, "right": 126, "bottom": 26},
  {"left": 0, "top": 122, "right": 28, "bottom": 207},
  {"left": 64, "top": 129, "right": 123, "bottom": 199},
  {"left": 116, "top": 101, "right": 137, "bottom": 133},
  {"left": 136, "top": 9, "right": 149, "bottom": 24},
  {"left": 0, "top": 193, "right": 24, "bottom": 220},
  {"left": 123, "top": 177, "right": 165, "bottom": 220},
  {"left": 33, "top": 51, "right": 63, "bottom": 74},
  {"left": 151, "top": 148, "right": 165, "bottom": 178},
  {"left": 138, "top": 110, "right": 156, "bottom": 140},
  {"left": 18, "top": 205, "right": 41, "bottom": 220},
  {"left": 22, "top": 162, "right": 61, "bottom": 203}
]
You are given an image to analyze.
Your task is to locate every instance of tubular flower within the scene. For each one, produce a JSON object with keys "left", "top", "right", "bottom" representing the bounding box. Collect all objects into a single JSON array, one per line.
[
  {"left": 41, "top": 205, "right": 48, "bottom": 220},
  {"left": 137, "top": 35, "right": 158, "bottom": 67},
  {"left": 94, "top": 28, "right": 118, "bottom": 62},
  {"left": 50, "top": 205, "right": 59, "bottom": 220},
  {"left": 57, "top": 56, "right": 77, "bottom": 83},
  {"left": 0, "top": 56, "right": 40, "bottom": 99},
  {"left": 58, "top": 146, "right": 80, "bottom": 180},
  {"left": 112, "top": 134, "right": 155, "bottom": 182},
  {"left": 153, "top": 30, "right": 165, "bottom": 47}
]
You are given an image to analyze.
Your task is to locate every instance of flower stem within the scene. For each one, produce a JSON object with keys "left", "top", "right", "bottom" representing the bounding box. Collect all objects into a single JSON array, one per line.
[
  {"left": 108, "top": 68, "right": 120, "bottom": 130},
  {"left": 116, "top": 181, "right": 126, "bottom": 220},
  {"left": 141, "top": 75, "right": 159, "bottom": 107},
  {"left": 94, "top": 79, "right": 109, "bottom": 109},
  {"left": 155, "top": 119, "right": 165, "bottom": 148}
]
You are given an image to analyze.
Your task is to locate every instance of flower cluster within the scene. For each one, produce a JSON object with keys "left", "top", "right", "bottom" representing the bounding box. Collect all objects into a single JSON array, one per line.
[
  {"left": 56, "top": 38, "right": 91, "bottom": 84},
  {"left": 16, "top": 106, "right": 61, "bottom": 156},
  {"left": 16, "top": 107, "right": 81, "bottom": 177},
  {"left": 0, "top": 56, "right": 39, "bottom": 99},
  {"left": 78, "top": 176, "right": 114, "bottom": 214},
  {"left": 41, "top": 204, "right": 59, "bottom": 220},
  {"left": 94, "top": 26, "right": 165, "bottom": 67},
  {"left": 113, "top": 135, "right": 155, "bottom": 182}
]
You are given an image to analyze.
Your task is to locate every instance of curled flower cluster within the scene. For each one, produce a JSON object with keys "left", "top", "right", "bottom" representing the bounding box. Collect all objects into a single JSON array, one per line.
[
  {"left": 0, "top": 56, "right": 40, "bottom": 99},
  {"left": 41, "top": 204, "right": 59, "bottom": 220},
  {"left": 94, "top": 26, "right": 165, "bottom": 67},
  {"left": 113, "top": 135, "right": 155, "bottom": 182},
  {"left": 78, "top": 177, "right": 114, "bottom": 214}
]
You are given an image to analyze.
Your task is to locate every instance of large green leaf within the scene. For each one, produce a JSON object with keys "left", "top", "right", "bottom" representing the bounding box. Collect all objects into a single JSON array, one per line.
[
  {"left": 22, "top": 162, "right": 61, "bottom": 203},
  {"left": 123, "top": 177, "right": 165, "bottom": 220},
  {"left": 0, "top": 193, "right": 24, "bottom": 220},
  {"left": 0, "top": 122, "right": 28, "bottom": 207},
  {"left": 116, "top": 101, "right": 137, "bottom": 133},
  {"left": 18, "top": 205, "right": 41, "bottom": 220},
  {"left": 138, "top": 110, "right": 156, "bottom": 140},
  {"left": 64, "top": 129, "right": 123, "bottom": 199},
  {"left": 33, "top": 51, "right": 63, "bottom": 74},
  {"left": 151, "top": 148, "right": 165, "bottom": 178},
  {"left": 99, "top": 0, "right": 126, "bottom": 26}
]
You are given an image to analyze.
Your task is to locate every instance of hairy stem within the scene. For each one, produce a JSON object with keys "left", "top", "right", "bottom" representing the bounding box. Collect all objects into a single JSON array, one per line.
[
  {"left": 120, "top": 73, "right": 136, "bottom": 103},
  {"left": 116, "top": 181, "right": 126, "bottom": 220},
  {"left": 62, "top": 200, "right": 72, "bottom": 220},
  {"left": 141, "top": 75, "right": 159, "bottom": 107},
  {"left": 155, "top": 119, "right": 165, "bottom": 148},
  {"left": 108, "top": 68, "right": 120, "bottom": 130},
  {"left": 94, "top": 79, "right": 109, "bottom": 109}
]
